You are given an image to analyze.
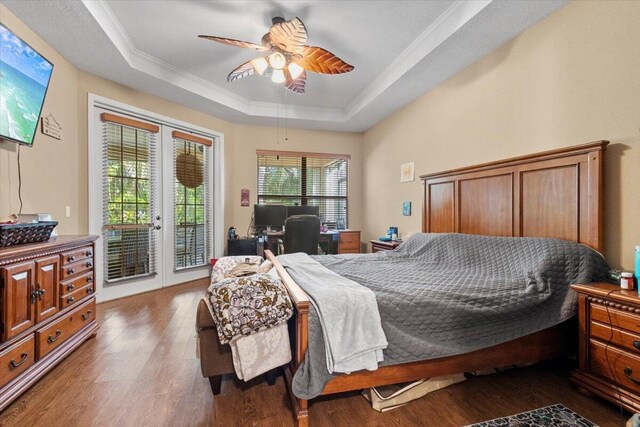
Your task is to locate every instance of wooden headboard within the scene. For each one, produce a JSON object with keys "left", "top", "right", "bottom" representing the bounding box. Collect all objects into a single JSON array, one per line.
[{"left": 421, "top": 141, "right": 609, "bottom": 252}]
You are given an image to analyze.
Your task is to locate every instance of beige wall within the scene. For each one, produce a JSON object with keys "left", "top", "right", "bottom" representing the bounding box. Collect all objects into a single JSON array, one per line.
[
  {"left": 362, "top": 0, "right": 640, "bottom": 270},
  {"left": 0, "top": 5, "right": 362, "bottom": 248},
  {"left": 0, "top": 5, "right": 80, "bottom": 233}
]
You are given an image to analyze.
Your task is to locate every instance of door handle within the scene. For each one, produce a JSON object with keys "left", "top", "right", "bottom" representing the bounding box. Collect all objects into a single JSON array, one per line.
[{"left": 154, "top": 225, "right": 161, "bottom": 230}]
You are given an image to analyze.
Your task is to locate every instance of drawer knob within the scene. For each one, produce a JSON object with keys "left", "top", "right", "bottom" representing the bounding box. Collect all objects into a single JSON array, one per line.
[
  {"left": 9, "top": 352, "right": 28, "bottom": 369},
  {"left": 47, "top": 330, "right": 62, "bottom": 344},
  {"left": 68, "top": 255, "right": 75, "bottom": 262},
  {"left": 86, "top": 262, "right": 93, "bottom": 268},
  {"left": 82, "top": 310, "right": 93, "bottom": 321},
  {"left": 87, "top": 276, "right": 93, "bottom": 283},
  {"left": 67, "top": 284, "right": 75, "bottom": 291},
  {"left": 67, "top": 268, "right": 75, "bottom": 275},
  {"left": 87, "top": 287, "right": 93, "bottom": 294},
  {"left": 86, "top": 251, "right": 92, "bottom": 257},
  {"left": 67, "top": 296, "right": 75, "bottom": 304},
  {"left": 633, "top": 341, "right": 640, "bottom": 351}
]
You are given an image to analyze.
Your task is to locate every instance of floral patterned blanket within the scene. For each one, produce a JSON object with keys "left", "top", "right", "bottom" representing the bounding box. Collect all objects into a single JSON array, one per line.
[{"left": 207, "top": 273, "right": 293, "bottom": 344}]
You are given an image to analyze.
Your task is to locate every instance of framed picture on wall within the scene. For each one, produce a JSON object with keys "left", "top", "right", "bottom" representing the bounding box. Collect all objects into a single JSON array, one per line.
[
  {"left": 402, "top": 201, "right": 411, "bottom": 216},
  {"left": 400, "top": 162, "right": 415, "bottom": 183}
]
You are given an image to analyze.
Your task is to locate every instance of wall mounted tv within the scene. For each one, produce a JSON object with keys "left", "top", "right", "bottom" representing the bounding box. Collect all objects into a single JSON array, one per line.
[{"left": 0, "top": 23, "right": 54, "bottom": 146}]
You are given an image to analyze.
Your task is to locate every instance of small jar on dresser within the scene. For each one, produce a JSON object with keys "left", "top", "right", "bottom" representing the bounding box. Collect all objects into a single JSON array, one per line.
[{"left": 571, "top": 282, "right": 640, "bottom": 412}]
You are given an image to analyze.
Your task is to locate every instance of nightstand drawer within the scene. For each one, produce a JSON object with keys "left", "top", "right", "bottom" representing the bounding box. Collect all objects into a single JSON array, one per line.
[
  {"left": 339, "top": 232, "right": 360, "bottom": 251},
  {"left": 590, "top": 340, "right": 640, "bottom": 394},
  {"left": 591, "top": 321, "right": 640, "bottom": 356},
  {"left": 591, "top": 303, "right": 640, "bottom": 334}
]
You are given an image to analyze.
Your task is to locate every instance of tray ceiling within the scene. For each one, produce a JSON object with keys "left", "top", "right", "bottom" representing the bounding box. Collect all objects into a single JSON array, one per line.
[{"left": 3, "top": 0, "right": 567, "bottom": 132}]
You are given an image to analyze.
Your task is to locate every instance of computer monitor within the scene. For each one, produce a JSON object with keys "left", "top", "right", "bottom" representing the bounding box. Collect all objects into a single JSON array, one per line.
[
  {"left": 287, "top": 205, "right": 320, "bottom": 217},
  {"left": 254, "top": 204, "right": 287, "bottom": 231}
]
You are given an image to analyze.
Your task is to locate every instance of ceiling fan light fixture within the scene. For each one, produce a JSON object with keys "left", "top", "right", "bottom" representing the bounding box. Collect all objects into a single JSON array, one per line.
[
  {"left": 252, "top": 57, "right": 268, "bottom": 75},
  {"left": 271, "top": 69, "right": 285, "bottom": 83},
  {"left": 268, "top": 51, "right": 286, "bottom": 70},
  {"left": 288, "top": 62, "right": 304, "bottom": 80}
]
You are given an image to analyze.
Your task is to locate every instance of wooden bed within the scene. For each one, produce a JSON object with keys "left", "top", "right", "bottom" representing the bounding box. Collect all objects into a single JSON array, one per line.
[{"left": 266, "top": 140, "right": 609, "bottom": 427}]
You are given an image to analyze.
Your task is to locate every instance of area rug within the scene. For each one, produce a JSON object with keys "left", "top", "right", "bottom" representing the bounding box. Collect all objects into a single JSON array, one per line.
[{"left": 465, "top": 403, "right": 597, "bottom": 427}]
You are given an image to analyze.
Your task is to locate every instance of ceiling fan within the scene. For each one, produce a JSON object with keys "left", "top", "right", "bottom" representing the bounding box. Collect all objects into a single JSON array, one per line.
[{"left": 199, "top": 17, "right": 354, "bottom": 94}]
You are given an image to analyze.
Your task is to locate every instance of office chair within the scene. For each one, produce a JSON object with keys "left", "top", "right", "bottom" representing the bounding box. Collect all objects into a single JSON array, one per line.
[{"left": 283, "top": 214, "right": 320, "bottom": 255}]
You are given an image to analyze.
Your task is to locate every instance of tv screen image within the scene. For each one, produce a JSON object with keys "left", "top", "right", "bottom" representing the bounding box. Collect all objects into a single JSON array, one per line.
[{"left": 0, "top": 23, "right": 54, "bottom": 146}]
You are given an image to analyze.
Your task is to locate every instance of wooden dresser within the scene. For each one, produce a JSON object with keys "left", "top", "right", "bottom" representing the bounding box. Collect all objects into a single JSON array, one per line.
[
  {"left": 0, "top": 235, "right": 98, "bottom": 410},
  {"left": 571, "top": 282, "right": 640, "bottom": 412},
  {"left": 337, "top": 230, "right": 361, "bottom": 254}
]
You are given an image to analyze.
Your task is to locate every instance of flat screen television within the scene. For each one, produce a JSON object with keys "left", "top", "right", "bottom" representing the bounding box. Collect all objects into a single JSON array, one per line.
[{"left": 0, "top": 23, "right": 54, "bottom": 146}]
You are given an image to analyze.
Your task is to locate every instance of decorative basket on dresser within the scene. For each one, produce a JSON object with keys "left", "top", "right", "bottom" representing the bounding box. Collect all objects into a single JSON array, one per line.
[
  {"left": 0, "top": 235, "right": 98, "bottom": 410},
  {"left": 571, "top": 282, "right": 640, "bottom": 413}
]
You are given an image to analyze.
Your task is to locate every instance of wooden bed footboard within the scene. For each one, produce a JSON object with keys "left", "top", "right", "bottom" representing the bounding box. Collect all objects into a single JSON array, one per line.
[{"left": 266, "top": 250, "right": 310, "bottom": 426}]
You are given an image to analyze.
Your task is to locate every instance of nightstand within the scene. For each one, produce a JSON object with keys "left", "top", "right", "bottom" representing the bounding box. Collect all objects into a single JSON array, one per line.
[
  {"left": 571, "top": 282, "right": 640, "bottom": 413},
  {"left": 370, "top": 240, "right": 401, "bottom": 253}
]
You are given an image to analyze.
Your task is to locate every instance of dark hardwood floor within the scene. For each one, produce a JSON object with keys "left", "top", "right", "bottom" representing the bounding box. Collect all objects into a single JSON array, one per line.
[{"left": 0, "top": 281, "right": 627, "bottom": 427}]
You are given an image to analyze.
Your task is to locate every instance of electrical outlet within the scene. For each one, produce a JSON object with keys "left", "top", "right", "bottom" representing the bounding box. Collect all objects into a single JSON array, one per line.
[{"left": 65, "top": 206, "right": 71, "bottom": 217}]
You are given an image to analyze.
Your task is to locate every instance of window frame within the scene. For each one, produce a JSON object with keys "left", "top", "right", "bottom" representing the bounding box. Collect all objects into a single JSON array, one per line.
[{"left": 256, "top": 150, "right": 350, "bottom": 228}]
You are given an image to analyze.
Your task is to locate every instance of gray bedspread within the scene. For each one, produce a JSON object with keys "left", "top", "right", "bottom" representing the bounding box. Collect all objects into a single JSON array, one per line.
[{"left": 290, "top": 233, "right": 609, "bottom": 399}]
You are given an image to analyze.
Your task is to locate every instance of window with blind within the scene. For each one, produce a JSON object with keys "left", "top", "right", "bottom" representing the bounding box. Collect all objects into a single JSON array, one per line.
[
  {"left": 257, "top": 151, "right": 349, "bottom": 227},
  {"left": 173, "top": 131, "right": 212, "bottom": 270},
  {"left": 101, "top": 113, "right": 158, "bottom": 283}
]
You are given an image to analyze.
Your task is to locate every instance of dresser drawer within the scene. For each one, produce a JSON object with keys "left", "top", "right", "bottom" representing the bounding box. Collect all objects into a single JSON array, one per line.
[
  {"left": 591, "top": 303, "right": 640, "bottom": 334},
  {"left": 60, "top": 284, "right": 95, "bottom": 309},
  {"left": 0, "top": 335, "right": 35, "bottom": 388},
  {"left": 591, "top": 321, "right": 640, "bottom": 356},
  {"left": 60, "top": 258, "right": 94, "bottom": 280},
  {"left": 590, "top": 340, "right": 640, "bottom": 394},
  {"left": 60, "top": 246, "right": 94, "bottom": 266},
  {"left": 339, "top": 232, "right": 360, "bottom": 251},
  {"left": 36, "top": 299, "right": 96, "bottom": 359},
  {"left": 60, "top": 271, "right": 94, "bottom": 295}
]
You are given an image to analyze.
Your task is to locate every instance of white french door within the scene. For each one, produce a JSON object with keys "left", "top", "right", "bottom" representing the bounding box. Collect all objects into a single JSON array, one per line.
[{"left": 89, "top": 95, "right": 224, "bottom": 302}]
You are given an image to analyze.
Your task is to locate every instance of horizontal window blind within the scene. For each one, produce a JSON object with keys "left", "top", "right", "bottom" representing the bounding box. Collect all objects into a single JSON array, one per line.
[
  {"left": 174, "top": 135, "right": 212, "bottom": 270},
  {"left": 257, "top": 151, "right": 348, "bottom": 227},
  {"left": 101, "top": 116, "right": 158, "bottom": 283}
]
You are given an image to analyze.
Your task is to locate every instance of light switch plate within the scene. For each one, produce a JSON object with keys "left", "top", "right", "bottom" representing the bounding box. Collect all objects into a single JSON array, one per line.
[{"left": 65, "top": 206, "right": 71, "bottom": 217}]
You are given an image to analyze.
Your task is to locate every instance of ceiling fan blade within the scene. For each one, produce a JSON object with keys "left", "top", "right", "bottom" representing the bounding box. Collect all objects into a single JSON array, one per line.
[
  {"left": 198, "top": 35, "right": 270, "bottom": 51},
  {"left": 285, "top": 69, "right": 307, "bottom": 94},
  {"left": 227, "top": 60, "right": 255, "bottom": 82},
  {"left": 295, "top": 46, "right": 354, "bottom": 74},
  {"left": 269, "top": 17, "right": 307, "bottom": 53}
]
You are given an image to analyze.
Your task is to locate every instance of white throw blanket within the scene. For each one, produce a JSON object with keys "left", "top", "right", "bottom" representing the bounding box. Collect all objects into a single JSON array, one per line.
[
  {"left": 230, "top": 324, "right": 291, "bottom": 381},
  {"left": 278, "top": 253, "right": 388, "bottom": 374}
]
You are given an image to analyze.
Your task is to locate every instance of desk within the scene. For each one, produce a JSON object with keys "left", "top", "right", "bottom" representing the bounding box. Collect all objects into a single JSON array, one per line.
[
  {"left": 264, "top": 230, "right": 361, "bottom": 255},
  {"left": 370, "top": 239, "right": 401, "bottom": 253}
]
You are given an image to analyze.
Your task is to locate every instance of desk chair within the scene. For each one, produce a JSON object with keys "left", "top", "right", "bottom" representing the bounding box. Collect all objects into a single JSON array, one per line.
[{"left": 283, "top": 215, "right": 320, "bottom": 255}]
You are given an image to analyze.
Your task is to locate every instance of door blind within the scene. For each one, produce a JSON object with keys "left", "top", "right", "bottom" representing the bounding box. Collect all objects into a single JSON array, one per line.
[
  {"left": 173, "top": 134, "right": 212, "bottom": 270},
  {"left": 101, "top": 116, "right": 158, "bottom": 283},
  {"left": 257, "top": 151, "right": 349, "bottom": 227}
]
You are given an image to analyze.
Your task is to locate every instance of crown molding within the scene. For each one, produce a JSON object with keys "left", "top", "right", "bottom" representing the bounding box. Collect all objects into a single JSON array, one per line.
[
  {"left": 82, "top": 0, "right": 492, "bottom": 126},
  {"left": 344, "top": 0, "right": 492, "bottom": 119}
]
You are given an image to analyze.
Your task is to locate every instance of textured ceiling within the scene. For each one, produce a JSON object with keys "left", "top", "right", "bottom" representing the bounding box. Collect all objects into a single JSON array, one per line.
[{"left": 3, "top": 0, "right": 568, "bottom": 132}]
